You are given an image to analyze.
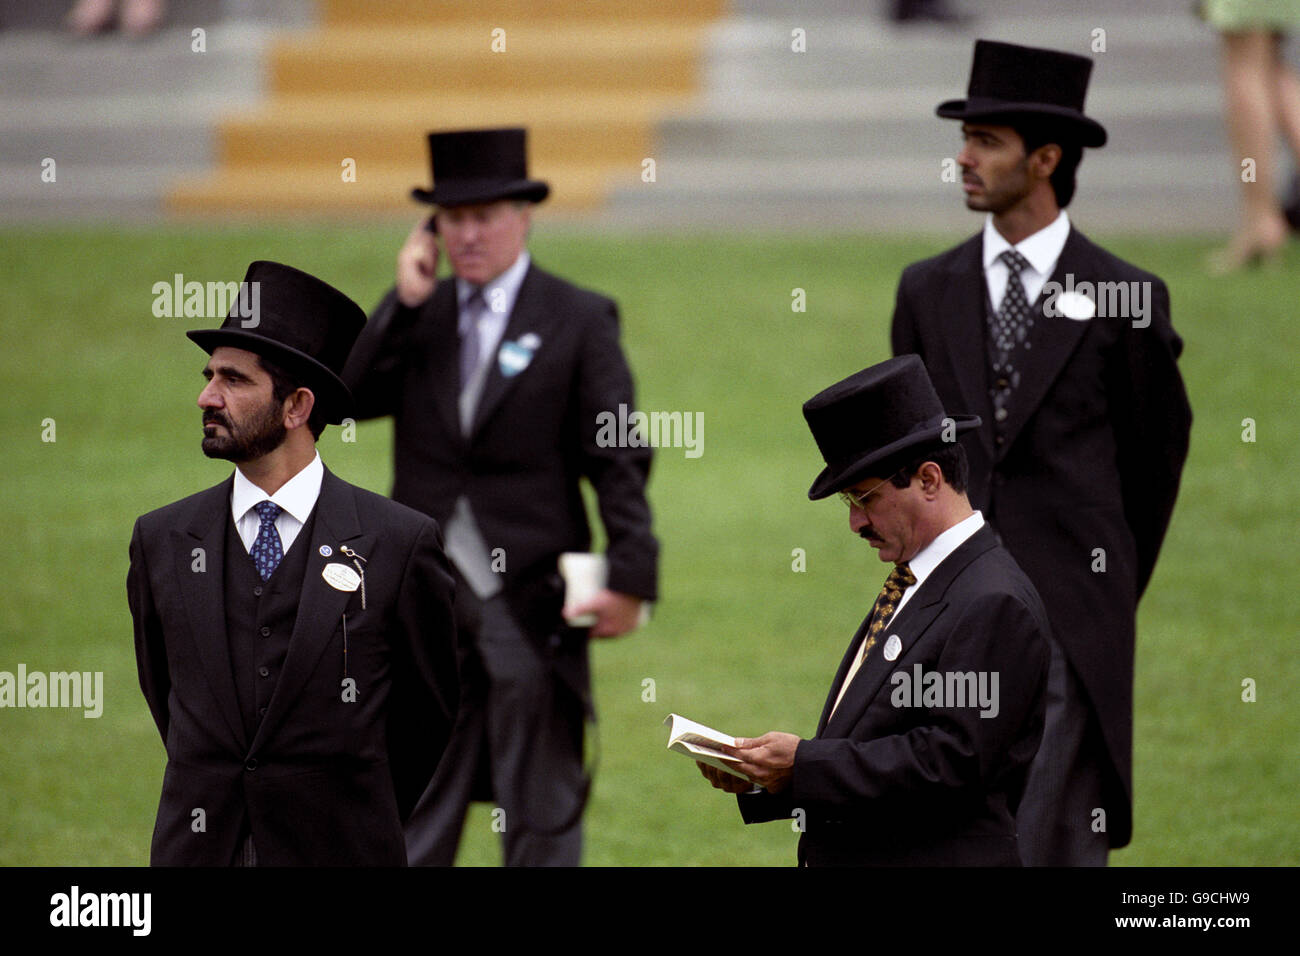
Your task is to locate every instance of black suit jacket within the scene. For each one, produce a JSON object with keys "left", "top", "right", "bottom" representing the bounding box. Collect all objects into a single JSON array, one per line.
[
  {"left": 343, "top": 262, "right": 658, "bottom": 693},
  {"left": 739, "top": 525, "right": 1050, "bottom": 866},
  {"left": 128, "top": 468, "right": 459, "bottom": 865},
  {"left": 891, "top": 227, "right": 1192, "bottom": 847}
]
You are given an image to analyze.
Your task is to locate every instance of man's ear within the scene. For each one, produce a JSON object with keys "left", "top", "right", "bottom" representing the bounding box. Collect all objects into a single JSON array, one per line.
[
  {"left": 282, "top": 387, "right": 316, "bottom": 431},
  {"left": 1027, "top": 142, "right": 1062, "bottom": 182}
]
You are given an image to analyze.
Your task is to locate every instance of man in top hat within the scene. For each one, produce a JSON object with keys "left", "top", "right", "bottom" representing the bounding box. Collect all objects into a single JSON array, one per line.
[
  {"left": 127, "top": 261, "right": 460, "bottom": 866},
  {"left": 342, "top": 127, "right": 658, "bottom": 866},
  {"left": 890, "top": 40, "right": 1193, "bottom": 864},
  {"left": 696, "top": 356, "right": 1051, "bottom": 866}
]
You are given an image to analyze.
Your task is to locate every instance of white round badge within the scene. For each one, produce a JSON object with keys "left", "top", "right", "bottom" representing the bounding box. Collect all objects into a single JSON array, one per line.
[
  {"left": 322, "top": 562, "right": 360, "bottom": 592},
  {"left": 1057, "top": 291, "right": 1096, "bottom": 321},
  {"left": 883, "top": 634, "right": 902, "bottom": 662}
]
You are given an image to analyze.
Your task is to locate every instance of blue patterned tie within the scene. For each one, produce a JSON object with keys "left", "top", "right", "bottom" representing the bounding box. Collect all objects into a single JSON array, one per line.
[{"left": 251, "top": 501, "right": 283, "bottom": 581}]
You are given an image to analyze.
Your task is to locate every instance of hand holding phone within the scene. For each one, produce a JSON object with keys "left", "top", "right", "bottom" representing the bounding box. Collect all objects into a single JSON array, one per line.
[{"left": 396, "top": 215, "right": 440, "bottom": 308}]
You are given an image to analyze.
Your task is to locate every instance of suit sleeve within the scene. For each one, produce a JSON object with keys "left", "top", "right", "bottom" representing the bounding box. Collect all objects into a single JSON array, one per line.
[
  {"left": 783, "top": 591, "right": 1047, "bottom": 821},
  {"left": 578, "top": 299, "right": 659, "bottom": 601},
  {"left": 342, "top": 288, "right": 425, "bottom": 422},
  {"left": 385, "top": 517, "right": 461, "bottom": 822},
  {"left": 1108, "top": 277, "right": 1191, "bottom": 598},
  {"left": 127, "top": 518, "right": 170, "bottom": 744},
  {"left": 890, "top": 267, "right": 923, "bottom": 360}
]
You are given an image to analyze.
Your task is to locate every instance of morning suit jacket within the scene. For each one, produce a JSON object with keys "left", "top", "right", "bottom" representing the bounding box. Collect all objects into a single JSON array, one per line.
[
  {"left": 128, "top": 467, "right": 459, "bottom": 865},
  {"left": 342, "top": 262, "right": 658, "bottom": 689},
  {"left": 739, "top": 525, "right": 1050, "bottom": 866},
  {"left": 891, "top": 227, "right": 1192, "bottom": 848}
]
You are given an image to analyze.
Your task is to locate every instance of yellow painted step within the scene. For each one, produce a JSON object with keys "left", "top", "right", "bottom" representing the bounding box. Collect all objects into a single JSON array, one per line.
[
  {"left": 320, "top": 0, "right": 727, "bottom": 26},
  {"left": 269, "top": 25, "right": 707, "bottom": 96},
  {"left": 166, "top": 162, "right": 636, "bottom": 216},
  {"left": 214, "top": 94, "right": 677, "bottom": 168}
]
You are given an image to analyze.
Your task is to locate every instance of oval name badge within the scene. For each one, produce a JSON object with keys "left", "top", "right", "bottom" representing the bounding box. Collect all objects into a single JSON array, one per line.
[
  {"left": 883, "top": 634, "right": 902, "bottom": 662},
  {"left": 1057, "top": 291, "right": 1096, "bottom": 321},
  {"left": 322, "top": 562, "right": 361, "bottom": 592}
]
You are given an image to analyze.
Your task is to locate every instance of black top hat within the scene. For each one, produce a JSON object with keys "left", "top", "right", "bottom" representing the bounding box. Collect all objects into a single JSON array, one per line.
[
  {"left": 411, "top": 127, "right": 550, "bottom": 207},
  {"left": 186, "top": 261, "right": 365, "bottom": 426},
  {"left": 936, "top": 39, "right": 1107, "bottom": 148},
  {"left": 803, "top": 355, "right": 981, "bottom": 500}
]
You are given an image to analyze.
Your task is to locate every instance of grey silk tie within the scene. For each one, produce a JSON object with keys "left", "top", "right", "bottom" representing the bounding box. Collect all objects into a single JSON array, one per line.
[{"left": 459, "top": 287, "right": 485, "bottom": 391}]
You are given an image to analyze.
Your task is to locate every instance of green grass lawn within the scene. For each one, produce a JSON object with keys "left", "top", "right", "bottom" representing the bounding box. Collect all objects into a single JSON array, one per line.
[{"left": 1, "top": 224, "right": 1296, "bottom": 866}]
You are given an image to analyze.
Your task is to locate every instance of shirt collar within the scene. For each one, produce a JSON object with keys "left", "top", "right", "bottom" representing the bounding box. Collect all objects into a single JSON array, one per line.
[
  {"left": 981, "top": 210, "right": 1070, "bottom": 277},
  {"left": 457, "top": 250, "right": 531, "bottom": 315},
  {"left": 231, "top": 451, "right": 323, "bottom": 526},
  {"left": 904, "top": 511, "right": 985, "bottom": 587}
]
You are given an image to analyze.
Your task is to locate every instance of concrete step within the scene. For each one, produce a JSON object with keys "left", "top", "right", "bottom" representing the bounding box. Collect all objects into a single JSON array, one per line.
[
  {"left": 701, "top": 15, "right": 1217, "bottom": 93},
  {"left": 653, "top": 85, "right": 1226, "bottom": 159},
  {"left": 0, "top": 25, "right": 270, "bottom": 98},
  {"left": 0, "top": 0, "right": 313, "bottom": 30}
]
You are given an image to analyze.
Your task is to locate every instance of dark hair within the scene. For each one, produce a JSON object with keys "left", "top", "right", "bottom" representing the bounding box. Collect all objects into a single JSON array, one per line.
[
  {"left": 257, "top": 354, "right": 327, "bottom": 440},
  {"left": 1012, "top": 120, "right": 1084, "bottom": 208},
  {"left": 886, "top": 441, "right": 969, "bottom": 493}
]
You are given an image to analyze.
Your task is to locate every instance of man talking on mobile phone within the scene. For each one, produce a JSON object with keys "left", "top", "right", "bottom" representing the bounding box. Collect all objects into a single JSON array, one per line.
[{"left": 342, "top": 127, "right": 659, "bottom": 867}]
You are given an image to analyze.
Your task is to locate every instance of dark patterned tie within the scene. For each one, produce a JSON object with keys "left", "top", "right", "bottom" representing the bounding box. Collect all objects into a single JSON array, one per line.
[
  {"left": 859, "top": 562, "right": 916, "bottom": 662},
  {"left": 251, "top": 501, "right": 283, "bottom": 581},
  {"left": 989, "top": 249, "right": 1033, "bottom": 425}
]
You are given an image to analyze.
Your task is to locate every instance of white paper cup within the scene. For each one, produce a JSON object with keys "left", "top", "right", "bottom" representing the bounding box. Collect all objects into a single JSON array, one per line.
[{"left": 559, "top": 552, "right": 607, "bottom": 627}]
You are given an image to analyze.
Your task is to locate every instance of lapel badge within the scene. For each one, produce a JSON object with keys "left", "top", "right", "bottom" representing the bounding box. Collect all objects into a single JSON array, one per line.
[
  {"left": 318, "top": 545, "right": 333, "bottom": 557},
  {"left": 1057, "top": 291, "right": 1096, "bottom": 322},
  {"left": 883, "top": 634, "right": 902, "bottom": 662},
  {"left": 322, "top": 562, "right": 361, "bottom": 593},
  {"left": 498, "top": 338, "right": 535, "bottom": 378}
]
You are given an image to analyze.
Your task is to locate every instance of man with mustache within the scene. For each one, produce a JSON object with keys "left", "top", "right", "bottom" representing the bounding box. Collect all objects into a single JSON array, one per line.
[
  {"left": 128, "top": 261, "right": 460, "bottom": 866},
  {"left": 697, "top": 356, "right": 1051, "bottom": 866},
  {"left": 343, "top": 128, "right": 658, "bottom": 866},
  {"left": 890, "top": 40, "right": 1192, "bottom": 864}
]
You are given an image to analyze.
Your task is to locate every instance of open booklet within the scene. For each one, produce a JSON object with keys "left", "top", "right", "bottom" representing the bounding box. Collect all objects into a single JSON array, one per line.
[{"left": 663, "top": 713, "right": 749, "bottom": 780}]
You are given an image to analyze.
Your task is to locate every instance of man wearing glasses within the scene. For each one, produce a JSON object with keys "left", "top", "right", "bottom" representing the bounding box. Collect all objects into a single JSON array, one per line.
[{"left": 697, "top": 356, "right": 1051, "bottom": 866}]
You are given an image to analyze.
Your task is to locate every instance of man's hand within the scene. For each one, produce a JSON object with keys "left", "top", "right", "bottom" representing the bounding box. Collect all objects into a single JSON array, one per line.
[
  {"left": 727, "top": 732, "right": 801, "bottom": 793},
  {"left": 565, "top": 588, "right": 643, "bottom": 638},
  {"left": 396, "top": 216, "right": 440, "bottom": 308},
  {"left": 696, "top": 761, "right": 752, "bottom": 794}
]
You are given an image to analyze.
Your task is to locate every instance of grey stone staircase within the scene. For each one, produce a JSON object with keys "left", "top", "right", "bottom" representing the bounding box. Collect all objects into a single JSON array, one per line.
[
  {"left": 0, "top": 0, "right": 311, "bottom": 220},
  {"left": 603, "top": 0, "right": 1261, "bottom": 233}
]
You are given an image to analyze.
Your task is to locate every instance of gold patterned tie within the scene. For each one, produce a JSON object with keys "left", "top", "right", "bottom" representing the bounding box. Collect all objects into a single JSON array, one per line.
[{"left": 859, "top": 562, "right": 916, "bottom": 662}]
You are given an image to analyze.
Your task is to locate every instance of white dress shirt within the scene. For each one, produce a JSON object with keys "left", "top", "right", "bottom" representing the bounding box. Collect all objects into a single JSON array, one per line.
[
  {"left": 231, "top": 451, "right": 324, "bottom": 556},
  {"left": 982, "top": 210, "right": 1070, "bottom": 313},
  {"left": 456, "top": 250, "right": 531, "bottom": 374},
  {"left": 830, "top": 511, "right": 986, "bottom": 716}
]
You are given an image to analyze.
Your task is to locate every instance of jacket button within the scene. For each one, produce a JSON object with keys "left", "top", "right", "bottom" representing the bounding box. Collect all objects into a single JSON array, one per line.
[
  {"left": 253, "top": 586, "right": 263, "bottom": 597},
  {"left": 258, "top": 666, "right": 269, "bottom": 678},
  {"left": 245, "top": 759, "right": 258, "bottom": 771},
  {"left": 260, "top": 626, "right": 271, "bottom": 637}
]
